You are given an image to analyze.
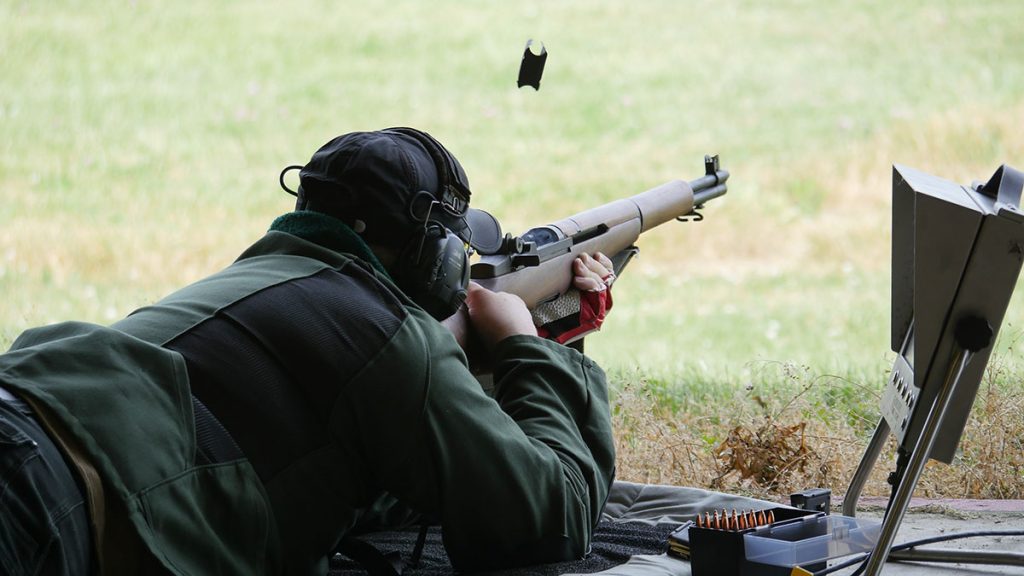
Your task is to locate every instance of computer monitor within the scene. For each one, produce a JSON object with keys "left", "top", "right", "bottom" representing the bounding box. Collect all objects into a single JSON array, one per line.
[
  {"left": 844, "top": 163, "right": 1024, "bottom": 575},
  {"left": 885, "top": 163, "right": 1024, "bottom": 463}
]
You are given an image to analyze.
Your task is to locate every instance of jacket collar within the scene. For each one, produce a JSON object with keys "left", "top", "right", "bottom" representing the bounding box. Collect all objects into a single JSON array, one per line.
[{"left": 268, "top": 211, "right": 390, "bottom": 277}]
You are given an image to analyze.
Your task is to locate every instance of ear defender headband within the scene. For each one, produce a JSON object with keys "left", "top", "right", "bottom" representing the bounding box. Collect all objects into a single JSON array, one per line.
[
  {"left": 387, "top": 128, "right": 473, "bottom": 321},
  {"left": 388, "top": 127, "right": 472, "bottom": 221}
]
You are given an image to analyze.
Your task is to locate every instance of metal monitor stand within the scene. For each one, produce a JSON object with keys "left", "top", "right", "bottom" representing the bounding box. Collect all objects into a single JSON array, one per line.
[{"left": 842, "top": 318, "right": 1024, "bottom": 574}]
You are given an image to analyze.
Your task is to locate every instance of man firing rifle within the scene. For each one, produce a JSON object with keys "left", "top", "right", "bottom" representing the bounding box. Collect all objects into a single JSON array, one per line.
[{"left": 0, "top": 127, "right": 617, "bottom": 576}]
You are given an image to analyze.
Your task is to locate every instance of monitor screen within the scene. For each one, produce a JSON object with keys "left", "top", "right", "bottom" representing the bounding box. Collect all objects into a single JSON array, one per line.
[{"left": 886, "top": 164, "right": 1024, "bottom": 463}]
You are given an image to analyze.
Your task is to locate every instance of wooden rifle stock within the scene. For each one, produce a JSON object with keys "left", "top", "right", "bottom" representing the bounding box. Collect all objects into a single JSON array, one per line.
[{"left": 470, "top": 156, "right": 729, "bottom": 309}]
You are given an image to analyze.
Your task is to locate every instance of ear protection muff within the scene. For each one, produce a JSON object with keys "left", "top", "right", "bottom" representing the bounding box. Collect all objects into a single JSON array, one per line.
[
  {"left": 385, "top": 128, "right": 474, "bottom": 320},
  {"left": 394, "top": 221, "right": 470, "bottom": 320}
]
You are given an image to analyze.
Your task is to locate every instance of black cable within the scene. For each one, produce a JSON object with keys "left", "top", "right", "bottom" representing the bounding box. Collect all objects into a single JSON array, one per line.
[
  {"left": 891, "top": 529, "right": 1024, "bottom": 551},
  {"left": 810, "top": 529, "right": 1024, "bottom": 576},
  {"left": 406, "top": 524, "right": 430, "bottom": 570},
  {"left": 847, "top": 556, "right": 869, "bottom": 576},
  {"left": 884, "top": 448, "right": 910, "bottom": 517},
  {"left": 279, "top": 164, "right": 303, "bottom": 196}
]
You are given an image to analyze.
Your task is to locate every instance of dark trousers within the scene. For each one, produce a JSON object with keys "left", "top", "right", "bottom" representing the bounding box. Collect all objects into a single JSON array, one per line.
[{"left": 0, "top": 393, "right": 94, "bottom": 576}]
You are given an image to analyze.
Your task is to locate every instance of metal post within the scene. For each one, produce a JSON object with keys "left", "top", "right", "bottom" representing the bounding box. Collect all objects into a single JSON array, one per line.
[
  {"left": 861, "top": 348, "right": 972, "bottom": 576},
  {"left": 842, "top": 417, "right": 890, "bottom": 517}
]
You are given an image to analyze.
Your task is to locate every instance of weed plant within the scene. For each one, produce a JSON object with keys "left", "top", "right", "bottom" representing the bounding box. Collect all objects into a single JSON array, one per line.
[{"left": 611, "top": 351, "right": 1024, "bottom": 500}]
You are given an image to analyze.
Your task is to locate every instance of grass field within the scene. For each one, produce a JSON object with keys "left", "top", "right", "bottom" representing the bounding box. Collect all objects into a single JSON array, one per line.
[{"left": 3, "top": 1, "right": 1024, "bottom": 499}]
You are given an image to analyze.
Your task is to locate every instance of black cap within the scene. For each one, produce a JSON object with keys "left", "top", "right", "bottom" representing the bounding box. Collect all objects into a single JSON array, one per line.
[{"left": 294, "top": 127, "right": 503, "bottom": 255}]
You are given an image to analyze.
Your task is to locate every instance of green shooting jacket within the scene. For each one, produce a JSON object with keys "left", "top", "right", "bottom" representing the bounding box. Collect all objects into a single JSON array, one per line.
[{"left": 0, "top": 214, "right": 616, "bottom": 576}]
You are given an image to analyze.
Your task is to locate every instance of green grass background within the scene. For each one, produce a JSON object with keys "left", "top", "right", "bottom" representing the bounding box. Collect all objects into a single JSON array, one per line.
[{"left": 3, "top": 1, "right": 1024, "bottom": 415}]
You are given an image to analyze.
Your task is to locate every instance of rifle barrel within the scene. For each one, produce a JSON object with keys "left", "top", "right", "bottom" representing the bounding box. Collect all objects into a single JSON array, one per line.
[{"left": 690, "top": 169, "right": 730, "bottom": 206}]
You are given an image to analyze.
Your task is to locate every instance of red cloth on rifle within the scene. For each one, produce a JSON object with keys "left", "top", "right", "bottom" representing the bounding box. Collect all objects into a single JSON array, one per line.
[{"left": 537, "top": 287, "right": 613, "bottom": 344}]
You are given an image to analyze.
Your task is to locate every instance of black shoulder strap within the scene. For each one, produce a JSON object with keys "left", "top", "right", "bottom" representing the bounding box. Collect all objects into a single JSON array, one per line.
[
  {"left": 336, "top": 536, "right": 404, "bottom": 576},
  {"left": 335, "top": 523, "right": 431, "bottom": 576}
]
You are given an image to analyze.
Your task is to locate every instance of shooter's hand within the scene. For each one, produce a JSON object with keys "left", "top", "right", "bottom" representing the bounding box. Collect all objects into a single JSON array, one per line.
[
  {"left": 465, "top": 283, "right": 537, "bottom": 352},
  {"left": 572, "top": 252, "right": 616, "bottom": 292}
]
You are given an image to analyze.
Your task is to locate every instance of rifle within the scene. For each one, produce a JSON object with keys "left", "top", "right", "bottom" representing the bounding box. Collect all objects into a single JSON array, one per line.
[{"left": 470, "top": 155, "right": 729, "bottom": 309}]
